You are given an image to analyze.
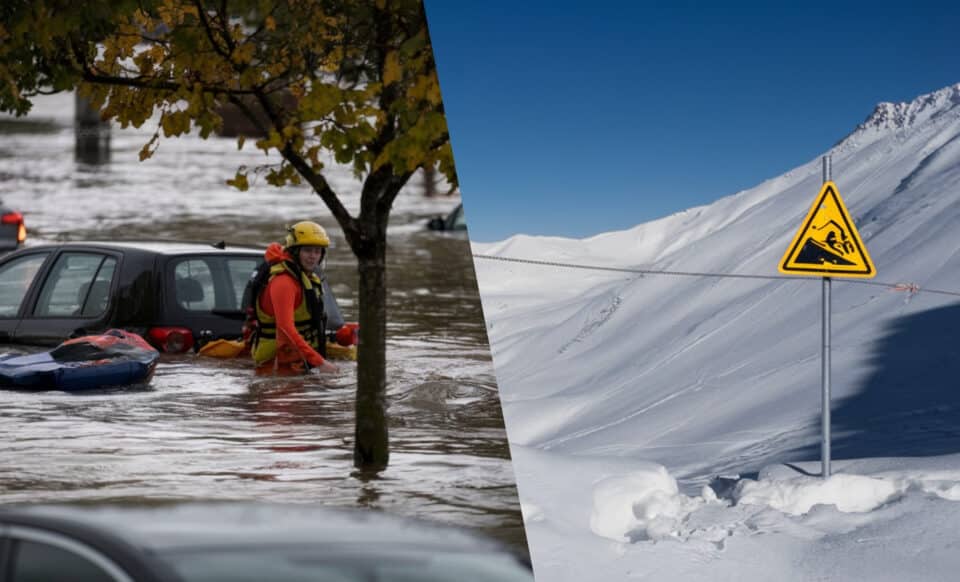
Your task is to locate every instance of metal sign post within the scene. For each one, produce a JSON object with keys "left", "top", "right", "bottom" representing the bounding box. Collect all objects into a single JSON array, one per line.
[
  {"left": 821, "top": 155, "right": 832, "bottom": 479},
  {"left": 821, "top": 275, "right": 831, "bottom": 478}
]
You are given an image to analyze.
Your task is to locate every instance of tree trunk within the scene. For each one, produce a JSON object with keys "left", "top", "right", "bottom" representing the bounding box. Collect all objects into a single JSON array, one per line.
[{"left": 354, "top": 240, "right": 389, "bottom": 471}]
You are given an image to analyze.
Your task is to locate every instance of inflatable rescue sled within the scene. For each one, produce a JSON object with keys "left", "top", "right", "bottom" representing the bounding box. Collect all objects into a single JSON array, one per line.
[{"left": 0, "top": 329, "right": 159, "bottom": 391}]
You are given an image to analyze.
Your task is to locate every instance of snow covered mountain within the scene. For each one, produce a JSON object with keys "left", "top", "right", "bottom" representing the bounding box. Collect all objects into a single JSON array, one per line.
[{"left": 474, "top": 83, "right": 960, "bottom": 581}]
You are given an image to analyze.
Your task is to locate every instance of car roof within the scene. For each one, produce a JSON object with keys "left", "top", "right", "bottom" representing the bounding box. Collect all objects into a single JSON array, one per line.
[
  {"left": 0, "top": 502, "right": 507, "bottom": 555},
  {"left": 16, "top": 241, "right": 265, "bottom": 256}
]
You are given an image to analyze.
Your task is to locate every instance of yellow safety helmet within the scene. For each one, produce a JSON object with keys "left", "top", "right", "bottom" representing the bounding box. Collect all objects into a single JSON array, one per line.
[{"left": 284, "top": 221, "right": 330, "bottom": 249}]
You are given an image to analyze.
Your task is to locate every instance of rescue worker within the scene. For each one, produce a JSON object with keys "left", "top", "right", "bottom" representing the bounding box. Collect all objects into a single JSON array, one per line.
[{"left": 252, "top": 221, "right": 338, "bottom": 376}]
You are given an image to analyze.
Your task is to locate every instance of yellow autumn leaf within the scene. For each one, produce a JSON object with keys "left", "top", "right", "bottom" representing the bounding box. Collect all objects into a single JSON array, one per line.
[
  {"left": 232, "top": 43, "right": 256, "bottom": 66},
  {"left": 226, "top": 172, "right": 249, "bottom": 191}
]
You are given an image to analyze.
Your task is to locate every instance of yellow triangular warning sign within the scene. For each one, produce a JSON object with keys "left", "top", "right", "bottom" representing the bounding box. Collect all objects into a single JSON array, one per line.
[{"left": 778, "top": 181, "right": 875, "bottom": 278}]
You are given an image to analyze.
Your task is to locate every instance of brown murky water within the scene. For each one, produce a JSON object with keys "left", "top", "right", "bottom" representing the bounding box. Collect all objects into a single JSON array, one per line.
[{"left": 0, "top": 95, "right": 526, "bottom": 553}]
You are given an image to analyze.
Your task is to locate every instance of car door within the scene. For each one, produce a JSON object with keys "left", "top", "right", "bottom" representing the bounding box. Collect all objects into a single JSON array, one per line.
[
  {"left": 14, "top": 250, "right": 121, "bottom": 345},
  {"left": 0, "top": 251, "right": 52, "bottom": 343}
]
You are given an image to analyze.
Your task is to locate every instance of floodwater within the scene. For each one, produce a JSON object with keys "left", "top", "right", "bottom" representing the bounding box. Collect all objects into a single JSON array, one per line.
[{"left": 0, "top": 95, "right": 526, "bottom": 552}]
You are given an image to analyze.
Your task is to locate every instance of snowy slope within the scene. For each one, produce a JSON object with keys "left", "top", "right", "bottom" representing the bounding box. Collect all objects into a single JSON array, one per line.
[{"left": 475, "top": 83, "right": 960, "bottom": 580}]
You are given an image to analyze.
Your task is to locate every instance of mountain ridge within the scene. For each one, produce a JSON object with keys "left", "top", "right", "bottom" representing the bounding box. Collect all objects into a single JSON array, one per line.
[{"left": 852, "top": 82, "right": 960, "bottom": 135}]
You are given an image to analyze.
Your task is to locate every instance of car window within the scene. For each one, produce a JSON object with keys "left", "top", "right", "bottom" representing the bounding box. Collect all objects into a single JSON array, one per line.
[
  {"left": 173, "top": 259, "right": 216, "bottom": 311},
  {"left": 33, "top": 253, "right": 116, "bottom": 318},
  {"left": 226, "top": 258, "right": 260, "bottom": 307},
  {"left": 0, "top": 253, "right": 48, "bottom": 317},
  {"left": 80, "top": 257, "right": 117, "bottom": 317},
  {"left": 172, "top": 256, "right": 260, "bottom": 312},
  {"left": 11, "top": 539, "right": 121, "bottom": 582}
]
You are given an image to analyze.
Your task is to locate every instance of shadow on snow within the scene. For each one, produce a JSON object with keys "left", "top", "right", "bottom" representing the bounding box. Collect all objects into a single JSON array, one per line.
[{"left": 788, "top": 302, "right": 960, "bottom": 462}]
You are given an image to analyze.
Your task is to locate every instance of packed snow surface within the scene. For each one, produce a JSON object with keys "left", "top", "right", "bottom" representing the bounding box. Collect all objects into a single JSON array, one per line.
[{"left": 476, "top": 83, "right": 960, "bottom": 580}]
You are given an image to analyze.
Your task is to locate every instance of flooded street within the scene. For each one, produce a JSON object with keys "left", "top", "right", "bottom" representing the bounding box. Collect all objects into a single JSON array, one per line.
[{"left": 0, "top": 95, "right": 525, "bottom": 552}]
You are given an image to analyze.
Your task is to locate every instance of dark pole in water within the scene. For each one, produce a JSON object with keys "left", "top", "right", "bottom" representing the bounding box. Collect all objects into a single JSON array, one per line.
[
  {"left": 423, "top": 164, "right": 436, "bottom": 197},
  {"left": 75, "top": 93, "right": 110, "bottom": 165}
]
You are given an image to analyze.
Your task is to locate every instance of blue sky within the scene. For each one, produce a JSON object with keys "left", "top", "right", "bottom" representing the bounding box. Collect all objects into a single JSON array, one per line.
[{"left": 424, "top": 1, "right": 960, "bottom": 242}]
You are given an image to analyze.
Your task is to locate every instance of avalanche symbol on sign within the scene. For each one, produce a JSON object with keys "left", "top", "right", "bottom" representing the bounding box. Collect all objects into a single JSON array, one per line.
[{"left": 778, "top": 181, "right": 875, "bottom": 278}]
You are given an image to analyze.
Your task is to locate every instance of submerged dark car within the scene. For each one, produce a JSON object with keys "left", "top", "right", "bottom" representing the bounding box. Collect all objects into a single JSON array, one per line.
[
  {"left": 0, "top": 503, "right": 533, "bottom": 582},
  {"left": 0, "top": 202, "right": 26, "bottom": 252},
  {"left": 0, "top": 241, "right": 345, "bottom": 353}
]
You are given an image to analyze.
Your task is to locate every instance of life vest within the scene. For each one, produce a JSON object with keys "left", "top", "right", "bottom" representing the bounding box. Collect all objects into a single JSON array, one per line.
[{"left": 251, "top": 261, "right": 326, "bottom": 366}]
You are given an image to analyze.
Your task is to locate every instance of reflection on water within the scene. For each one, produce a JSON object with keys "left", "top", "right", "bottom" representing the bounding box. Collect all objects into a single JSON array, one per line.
[{"left": 0, "top": 95, "right": 526, "bottom": 553}]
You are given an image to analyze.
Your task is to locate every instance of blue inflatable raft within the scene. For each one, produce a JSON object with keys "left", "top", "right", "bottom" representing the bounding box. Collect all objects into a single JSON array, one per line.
[{"left": 0, "top": 329, "right": 159, "bottom": 391}]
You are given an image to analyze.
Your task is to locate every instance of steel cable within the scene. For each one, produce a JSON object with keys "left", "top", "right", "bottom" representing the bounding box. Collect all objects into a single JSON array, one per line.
[{"left": 472, "top": 254, "right": 960, "bottom": 298}]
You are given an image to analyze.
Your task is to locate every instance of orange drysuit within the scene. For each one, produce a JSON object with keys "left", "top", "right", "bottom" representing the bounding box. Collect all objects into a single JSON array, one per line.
[{"left": 253, "top": 243, "right": 327, "bottom": 375}]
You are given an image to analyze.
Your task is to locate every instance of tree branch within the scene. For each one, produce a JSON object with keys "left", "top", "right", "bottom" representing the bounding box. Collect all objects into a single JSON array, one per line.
[
  {"left": 377, "top": 170, "right": 414, "bottom": 220},
  {"left": 281, "top": 143, "right": 357, "bottom": 237},
  {"left": 193, "top": 0, "right": 231, "bottom": 59},
  {"left": 215, "top": 0, "right": 238, "bottom": 55},
  {"left": 81, "top": 65, "right": 258, "bottom": 95}
]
